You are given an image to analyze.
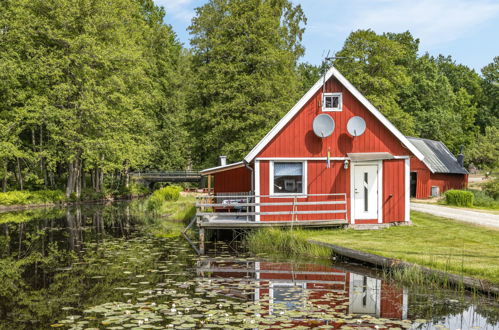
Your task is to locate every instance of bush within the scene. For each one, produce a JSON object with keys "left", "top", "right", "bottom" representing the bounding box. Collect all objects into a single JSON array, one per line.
[
  {"left": 483, "top": 178, "right": 499, "bottom": 200},
  {"left": 445, "top": 190, "right": 474, "bottom": 207},
  {"left": 145, "top": 185, "right": 183, "bottom": 212},
  {"left": 469, "top": 189, "right": 499, "bottom": 209},
  {"left": 0, "top": 190, "right": 65, "bottom": 206}
]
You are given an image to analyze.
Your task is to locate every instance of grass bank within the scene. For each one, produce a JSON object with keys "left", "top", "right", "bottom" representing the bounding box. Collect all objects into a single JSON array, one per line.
[
  {"left": 246, "top": 228, "right": 331, "bottom": 259},
  {"left": 0, "top": 190, "right": 65, "bottom": 207},
  {"left": 247, "top": 212, "right": 499, "bottom": 285},
  {"left": 140, "top": 189, "right": 196, "bottom": 238},
  {"left": 0, "top": 183, "right": 150, "bottom": 210}
]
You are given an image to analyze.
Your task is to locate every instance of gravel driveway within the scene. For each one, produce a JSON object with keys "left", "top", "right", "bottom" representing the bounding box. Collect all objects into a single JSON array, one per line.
[{"left": 411, "top": 203, "right": 499, "bottom": 229}]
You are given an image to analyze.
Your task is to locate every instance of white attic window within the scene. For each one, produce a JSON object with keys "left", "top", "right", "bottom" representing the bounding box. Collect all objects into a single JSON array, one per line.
[{"left": 322, "top": 93, "right": 342, "bottom": 112}]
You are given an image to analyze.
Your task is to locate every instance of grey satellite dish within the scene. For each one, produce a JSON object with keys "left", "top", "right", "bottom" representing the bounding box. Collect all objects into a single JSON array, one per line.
[
  {"left": 347, "top": 116, "right": 366, "bottom": 137},
  {"left": 312, "top": 114, "right": 335, "bottom": 138}
]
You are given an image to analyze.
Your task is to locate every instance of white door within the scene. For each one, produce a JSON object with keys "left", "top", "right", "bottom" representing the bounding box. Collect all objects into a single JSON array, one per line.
[{"left": 353, "top": 165, "right": 378, "bottom": 220}]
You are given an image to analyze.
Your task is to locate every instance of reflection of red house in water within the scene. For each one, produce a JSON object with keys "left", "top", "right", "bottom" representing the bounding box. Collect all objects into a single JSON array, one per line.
[{"left": 197, "top": 259, "right": 408, "bottom": 326}]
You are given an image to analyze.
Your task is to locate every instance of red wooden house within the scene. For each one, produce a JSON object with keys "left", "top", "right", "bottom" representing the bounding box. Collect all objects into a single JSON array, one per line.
[
  {"left": 198, "top": 66, "right": 426, "bottom": 227},
  {"left": 407, "top": 137, "right": 468, "bottom": 199}
]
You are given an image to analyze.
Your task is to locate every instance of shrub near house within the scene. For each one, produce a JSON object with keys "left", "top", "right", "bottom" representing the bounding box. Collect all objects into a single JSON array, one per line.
[{"left": 445, "top": 190, "right": 474, "bottom": 207}]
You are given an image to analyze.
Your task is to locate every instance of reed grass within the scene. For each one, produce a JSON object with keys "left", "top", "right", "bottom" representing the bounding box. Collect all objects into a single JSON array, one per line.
[
  {"left": 309, "top": 211, "right": 499, "bottom": 284},
  {"left": 245, "top": 228, "right": 331, "bottom": 259}
]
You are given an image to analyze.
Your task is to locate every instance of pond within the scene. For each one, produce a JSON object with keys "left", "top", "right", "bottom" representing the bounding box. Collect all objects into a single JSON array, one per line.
[{"left": 0, "top": 201, "right": 497, "bottom": 329}]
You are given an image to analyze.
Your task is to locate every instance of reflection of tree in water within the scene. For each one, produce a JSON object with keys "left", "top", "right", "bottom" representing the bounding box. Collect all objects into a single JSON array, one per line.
[
  {"left": 0, "top": 202, "right": 186, "bottom": 328},
  {"left": 407, "top": 286, "right": 498, "bottom": 327}
]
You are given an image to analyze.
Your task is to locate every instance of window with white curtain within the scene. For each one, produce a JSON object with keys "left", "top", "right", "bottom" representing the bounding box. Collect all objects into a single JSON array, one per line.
[{"left": 272, "top": 162, "right": 304, "bottom": 194}]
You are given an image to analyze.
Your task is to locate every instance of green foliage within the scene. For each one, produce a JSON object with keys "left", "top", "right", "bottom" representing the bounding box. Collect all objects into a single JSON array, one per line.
[
  {"left": 245, "top": 228, "right": 331, "bottom": 259},
  {"left": 0, "top": 0, "right": 189, "bottom": 197},
  {"left": 334, "top": 30, "right": 417, "bottom": 135},
  {"left": 333, "top": 30, "right": 492, "bottom": 155},
  {"left": 482, "top": 178, "right": 499, "bottom": 200},
  {"left": 445, "top": 190, "right": 474, "bottom": 207},
  {"left": 0, "top": 190, "right": 65, "bottom": 206},
  {"left": 0, "top": 208, "right": 65, "bottom": 224},
  {"left": 467, "top": 126, "right": 499, "bottom": 171},
  {"left": 146, "top": 185, "right": 183, "bottom": 212},
  {"left": 468, "top": 189, "right": 499, "bottom": 209},
  {"left": 188, "top": 0, "right": 306, "bottom": 165}
]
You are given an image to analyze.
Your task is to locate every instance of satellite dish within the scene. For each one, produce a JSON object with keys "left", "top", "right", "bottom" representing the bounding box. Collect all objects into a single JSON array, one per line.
[
  {"left": 347, "top": 116, "right": 366, "bottom": 137},
  {"left": 312, "top": 114, "right": 335, "bottom": 138}
]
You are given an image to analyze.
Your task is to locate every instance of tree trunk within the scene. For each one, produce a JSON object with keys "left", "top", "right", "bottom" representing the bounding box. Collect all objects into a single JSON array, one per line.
[
  {"left": 99, "top": 168, "right": 104, "bottom": 192},
  {"left": 2, "top": 161, "right": 7, "bottom": 192},
  {"left": 49, "top": 172, "right": 55, "bottom": 188},
  {"left": 16, "top": 157, "right": 23, "bottom": 191},
  {"left": 66, "top": 163, "right": 75, "bottom": 198},
  {"left": 40, "top": 126, "right": 48, "bottom": 188},
  {"left": 66, "top": 156, "right": 82, "bottom": 198}
]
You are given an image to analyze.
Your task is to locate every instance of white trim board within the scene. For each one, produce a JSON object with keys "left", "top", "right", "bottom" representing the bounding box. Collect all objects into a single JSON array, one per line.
[
  {"left": 254, "top": 160, "right": 261, "bottom": 222},
  {"left": 405, "top": 158, "right": 410, "bottom": 222},
  {"left": 256, "top": 155, "right": 409, "bottom": 161},
  {"left": 200, "top": 161, "right": 245, "bottom": 175},
  {"left": 243, "top": 66, "right": 424, "bottom": 163},
  {"left": 269, "top": 160, "right": 308, "bottom": 197}
]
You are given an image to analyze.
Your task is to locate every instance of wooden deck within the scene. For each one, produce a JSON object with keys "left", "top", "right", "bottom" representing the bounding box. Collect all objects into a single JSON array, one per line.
[{"left": 198, "top": 219, "right": 348, "bottom": 229}]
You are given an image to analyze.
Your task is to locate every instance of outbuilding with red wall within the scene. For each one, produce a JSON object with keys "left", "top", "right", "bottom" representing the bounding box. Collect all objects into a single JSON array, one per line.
[{"left": 407, "top": 137, "right": 468, "bottom": 199}]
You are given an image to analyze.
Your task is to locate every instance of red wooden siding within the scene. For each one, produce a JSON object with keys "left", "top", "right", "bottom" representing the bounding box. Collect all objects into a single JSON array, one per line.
[
  {"left": 410, "top": 158, "right": 431, "bottom": 199},
  {"left": 258, "top": 160, "right": 350, "bottom": 222},
  {"left": 410, "top": 158, "right": 467, "bottom": 199},
  {"left": 259, "top": 77, "right": 410, "bottom": 158},
  {"left": 213, "top": 166, "right": 251, "bottom": 193},
  {"left": 430, "top": 173, "right": 468, "bottom": 196},
  {"left": 383, "top": 159, "right": 405, "bottom": 222}
]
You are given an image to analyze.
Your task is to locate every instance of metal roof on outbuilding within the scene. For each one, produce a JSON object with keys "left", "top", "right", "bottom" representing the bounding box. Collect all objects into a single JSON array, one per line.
[{"left": 406, "top": 137, "right": 468, "bottom": 175}]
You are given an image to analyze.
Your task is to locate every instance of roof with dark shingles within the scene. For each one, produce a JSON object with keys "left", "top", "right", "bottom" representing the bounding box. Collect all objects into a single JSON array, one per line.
[{"left": 407, "top": 137, "right": 468, "bottom": 175}]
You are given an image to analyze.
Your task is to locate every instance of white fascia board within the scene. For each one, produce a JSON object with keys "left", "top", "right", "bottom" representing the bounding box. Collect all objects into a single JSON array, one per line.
[
  {"left": 331, "top": 67, "right": 424, "bottom": 161},
  {"left": 200, "top": 161, "right": 245, "bottom": 175},
  {"left": 244, "top": 68, "right": 336, "bottom": 163},
  {"left": 244, "top": 66, "right": 425, "bottom": 162}
]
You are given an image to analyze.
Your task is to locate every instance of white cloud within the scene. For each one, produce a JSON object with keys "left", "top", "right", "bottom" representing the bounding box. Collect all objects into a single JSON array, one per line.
[
  {"left": 349, "top": 0, "right": 499, "bottom": 46},
  {"left": 154, "top": 0, "right": 196, "bottom": 22}
]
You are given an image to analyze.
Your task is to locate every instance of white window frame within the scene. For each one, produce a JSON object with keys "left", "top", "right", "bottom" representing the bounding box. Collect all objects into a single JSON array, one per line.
[
  {"left": 269, "top": 160, "right": 307, "bottom": 197},
  {"left": 322, "top": 92, "right": 342, "bottom": 112}
]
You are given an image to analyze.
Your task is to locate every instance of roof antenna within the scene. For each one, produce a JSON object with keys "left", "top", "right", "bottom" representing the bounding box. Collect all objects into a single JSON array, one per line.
[
  {"left": 321, "top": 51, "right": 347, "bottom": 104},
  {"left": 321, "top": 50, "right": 331, "bottom": 100}
]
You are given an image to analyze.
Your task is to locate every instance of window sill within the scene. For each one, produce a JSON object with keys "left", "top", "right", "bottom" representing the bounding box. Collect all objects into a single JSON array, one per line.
[{"left": 268, "top": 194, "right": 308, "bottom": 199}]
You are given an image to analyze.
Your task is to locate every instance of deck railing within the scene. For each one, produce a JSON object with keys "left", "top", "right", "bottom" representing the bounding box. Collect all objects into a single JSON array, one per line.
[{"left": 196, "top": 193, "right": 348, "bottom": 223}]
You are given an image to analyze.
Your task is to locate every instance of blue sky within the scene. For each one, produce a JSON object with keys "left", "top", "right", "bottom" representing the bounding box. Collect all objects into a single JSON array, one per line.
[{"left": 153, "top": 0, "right": 499, "bottom": 72}]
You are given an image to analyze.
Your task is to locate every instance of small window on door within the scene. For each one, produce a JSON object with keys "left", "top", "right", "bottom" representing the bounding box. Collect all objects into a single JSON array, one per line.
[{"left": 323, "top": 93, "right": 342, "bottom": 112}]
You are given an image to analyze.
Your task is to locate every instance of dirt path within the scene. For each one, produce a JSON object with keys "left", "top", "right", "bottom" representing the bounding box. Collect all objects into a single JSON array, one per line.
[{"left": 411, "top": 203, "right": 499, "bottom": 229}]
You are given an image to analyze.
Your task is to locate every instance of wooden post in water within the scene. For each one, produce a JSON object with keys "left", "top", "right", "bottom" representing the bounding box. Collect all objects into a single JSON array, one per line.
[{"left": 199, "top": 227, "right": 205, "bottom": 255}]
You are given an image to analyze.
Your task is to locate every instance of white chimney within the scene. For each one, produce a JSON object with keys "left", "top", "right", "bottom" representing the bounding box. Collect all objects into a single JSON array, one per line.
[{"left": 219, "top": 155, "right": 227, "bottom": 166}]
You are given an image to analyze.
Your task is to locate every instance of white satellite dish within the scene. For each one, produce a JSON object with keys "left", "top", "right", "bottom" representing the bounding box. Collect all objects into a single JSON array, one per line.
[
  {"left": 347, "top": 116, "right": 366, "bottom": 137},
  {"left": 312, "top": 114, "right": 335, "bottom": 138}
]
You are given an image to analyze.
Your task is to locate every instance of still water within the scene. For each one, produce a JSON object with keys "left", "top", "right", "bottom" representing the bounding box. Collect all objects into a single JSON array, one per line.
[{"left": 0, "top": 202, "right": 497, "bottom": 329}]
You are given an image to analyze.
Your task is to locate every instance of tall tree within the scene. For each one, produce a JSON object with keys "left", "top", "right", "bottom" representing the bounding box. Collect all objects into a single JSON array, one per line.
[
  {"left": 188, "top": 0, "right": 306, "bottom": 165},
  {"left": 334, "top": 30, "right": 417, "bottom": 135},
  {"left": 479, "top": 56, "right": 499, "bottom": 130},
  {"left": 0, "top": 0, "right": 187, "bottom": 196}
]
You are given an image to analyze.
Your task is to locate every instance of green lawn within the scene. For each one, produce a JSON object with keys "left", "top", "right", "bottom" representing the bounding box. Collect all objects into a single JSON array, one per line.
[{"left": 308, "top": 211, "right": 499, "bottom": 284}]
